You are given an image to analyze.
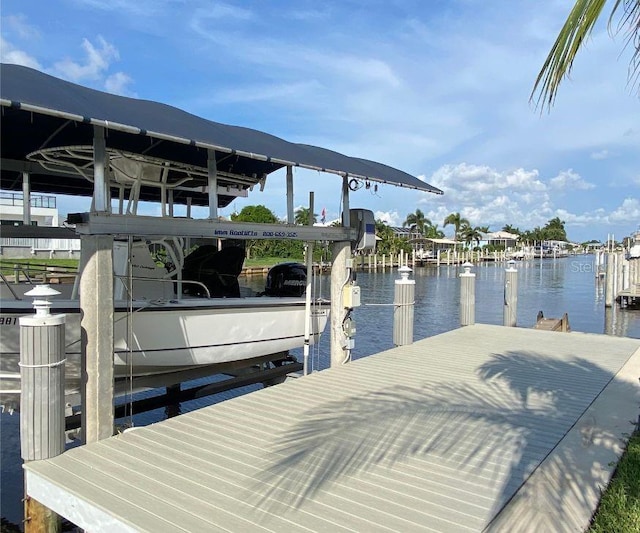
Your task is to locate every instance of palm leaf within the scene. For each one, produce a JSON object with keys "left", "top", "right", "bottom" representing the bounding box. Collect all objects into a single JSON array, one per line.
[{"left": 532, "top": 0, "right": 640, "bottom": 110}]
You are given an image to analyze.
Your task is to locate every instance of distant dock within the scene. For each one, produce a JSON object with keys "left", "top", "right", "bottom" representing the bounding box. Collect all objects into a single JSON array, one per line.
[{"left": 24, "top": 324, "right": 639, "bottom": 532}]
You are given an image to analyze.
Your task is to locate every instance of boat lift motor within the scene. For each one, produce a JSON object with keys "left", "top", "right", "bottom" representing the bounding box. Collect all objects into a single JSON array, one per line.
[{"left": 349, "top": 208, "right": 376, "bottom": 252}]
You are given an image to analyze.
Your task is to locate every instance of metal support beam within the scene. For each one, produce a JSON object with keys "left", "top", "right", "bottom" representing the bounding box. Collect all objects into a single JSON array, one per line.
[
  {"left": 70, "top": 212, "right": 355, "bottom": 242},
  {"left": 286, "top": 166, "right": 294, "bottom": 224},
  {"left": 342, "top": 175, "right": 350, "bottom": 227},
  {"left": 208, "top": 149, "right": 218, "bottom": 219},
  {"left": 22, "top": 171, "right": 31, "bottom": 225},
  {"left": 92, "top": 126, "right": 110, "bottom": 213},
  {"left": 303, "top": 192, "right": 314, "bottom": 375}
]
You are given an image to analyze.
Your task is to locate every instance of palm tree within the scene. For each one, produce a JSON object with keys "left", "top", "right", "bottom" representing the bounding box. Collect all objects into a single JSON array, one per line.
[
  {"left": 461, "top": 225, "right": 484, "bottom": 248},
  {"left": 531, "top": 0, "right": 640, "bottom": 109},
  {"left": 294, "top": 207, "right": 317, "bottom": 225},
  {"left": 424, "top": 223, "right": 445, "bottom": 239},
  {"left": 502, "top": 224, "right": 521, "bottom": 236},
  {"left": 403, "top": 209, "right": 431, "bottom": 236},
  {"left": 443, "top": 212, "right": 470, "bottom": 241}
]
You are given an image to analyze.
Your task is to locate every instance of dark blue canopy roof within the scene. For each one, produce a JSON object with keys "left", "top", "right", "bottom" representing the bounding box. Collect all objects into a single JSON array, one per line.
[{"left": 0, "top": 64, "right": 442, "bottom": 206}]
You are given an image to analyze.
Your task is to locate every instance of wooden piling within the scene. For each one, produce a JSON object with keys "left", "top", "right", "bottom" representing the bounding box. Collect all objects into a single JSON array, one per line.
[
  {"left": 605, "top": 252, "right": 615, "bottom": 308},
  {"left": 503, "top": 262, "right": 518, "bottom": 327}
]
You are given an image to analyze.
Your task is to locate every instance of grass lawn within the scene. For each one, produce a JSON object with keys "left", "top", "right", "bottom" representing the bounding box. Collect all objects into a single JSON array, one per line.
[
  {"left": 243, "top": 256, "right": 300, "bottom": 268},
  {"left": 589, "top": 428, "right": 640, "bottom": 532},
  {"left": 0, "top": 257, "right": 79, "bottom": 277}
]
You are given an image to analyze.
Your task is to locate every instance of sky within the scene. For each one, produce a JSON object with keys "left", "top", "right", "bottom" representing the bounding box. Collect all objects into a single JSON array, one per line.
[{"left": 1, "top": 0, "right": 639, "bottom": 243}]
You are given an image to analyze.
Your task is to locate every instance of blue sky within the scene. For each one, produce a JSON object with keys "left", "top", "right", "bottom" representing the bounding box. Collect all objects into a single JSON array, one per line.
[{"left": 1, "top": 0, "right": 638, "bottom": 243}]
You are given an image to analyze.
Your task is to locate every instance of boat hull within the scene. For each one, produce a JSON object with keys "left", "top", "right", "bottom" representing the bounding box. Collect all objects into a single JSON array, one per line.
[{"left": 0, "top": 297, "right": 329, "bottom": 378}]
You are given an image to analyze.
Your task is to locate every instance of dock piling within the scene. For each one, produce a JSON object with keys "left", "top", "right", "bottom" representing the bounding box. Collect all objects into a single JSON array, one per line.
[
  {"left": 459, "top": 262, "right": 476, "bottom": 326},
  {"left": 19, "top": 285, "right": 66, "bottom": 533},
  {"left": 503, "top": 260, "right": 518, "bottom": 327},
  {"left": 393, "top": 266, "right": 414, "bottom": 346},
  {"left": 605, "top": 252, "right": 615, "bottom": 308}
]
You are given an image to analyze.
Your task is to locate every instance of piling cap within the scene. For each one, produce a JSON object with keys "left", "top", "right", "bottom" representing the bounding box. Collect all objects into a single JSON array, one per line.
[
  {"left": 462, "top": 261, "right": 474, "bottom": 274},
  {"left": 506, "top": 259, "right": 518, "bottom": 271},
  {"left": 25, "top": 284, "right": 60, "bottom": 317},
  {"left": 398, "top": 265, "right": 413, "bottom": 280}
]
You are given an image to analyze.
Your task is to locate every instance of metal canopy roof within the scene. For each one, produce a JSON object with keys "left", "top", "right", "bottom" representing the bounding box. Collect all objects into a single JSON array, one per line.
[{"left": 0, "top": 64, "right": 442, "bottom": 207}]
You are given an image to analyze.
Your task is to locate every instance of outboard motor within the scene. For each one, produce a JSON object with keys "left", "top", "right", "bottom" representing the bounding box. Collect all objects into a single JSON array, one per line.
[
  {"left": 264, "top": 262, "right": 307, "bottom": 297},
  {"left": 182, "top": 245, "right": 245, "bottom": 297}
]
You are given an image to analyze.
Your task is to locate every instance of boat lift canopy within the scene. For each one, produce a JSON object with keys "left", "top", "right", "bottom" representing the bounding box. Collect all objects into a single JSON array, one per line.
[{"left": 0, "top": 63, "right": 442, "bottom": 208}]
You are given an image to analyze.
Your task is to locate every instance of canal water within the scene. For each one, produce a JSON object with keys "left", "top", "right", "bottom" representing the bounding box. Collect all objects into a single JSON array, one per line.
[{"left": 1, "top": 255, "right": 638, "bottom": 527}]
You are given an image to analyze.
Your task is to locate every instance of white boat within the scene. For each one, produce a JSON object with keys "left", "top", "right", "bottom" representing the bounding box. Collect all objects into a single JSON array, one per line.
[
  {"left": 0, "top": 64, "right": 442, "bottom": 403},
  {"left": 0, "top": 240, "right": 329, "bottom": 380}
]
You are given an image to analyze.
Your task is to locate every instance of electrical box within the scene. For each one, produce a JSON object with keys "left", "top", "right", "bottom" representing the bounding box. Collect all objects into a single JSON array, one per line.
[
  {"left": 343, "top": 284, "right": 361, "bottom": 308},
  {"left": 349, "top": 208, "right": 376, "bottom": 252}
]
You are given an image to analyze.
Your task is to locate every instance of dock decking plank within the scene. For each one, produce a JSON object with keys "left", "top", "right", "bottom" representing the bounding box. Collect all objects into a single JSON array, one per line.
[{"left": 24, "top": 325, "right": 640, "bottom": 532}]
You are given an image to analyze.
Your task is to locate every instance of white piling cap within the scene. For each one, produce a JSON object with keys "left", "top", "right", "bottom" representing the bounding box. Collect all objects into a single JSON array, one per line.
[
  {"left": 25, "top": 284, "right": 60, "bottom": 317},
  {"left": 462, "top": 261, "right": 474, "bottom": 274},
  {"left": 398, "top": 265, "right": 412, "bottom": 280},
  {"left": 506, "top": 259, "right": 518, "bottom": 271}
]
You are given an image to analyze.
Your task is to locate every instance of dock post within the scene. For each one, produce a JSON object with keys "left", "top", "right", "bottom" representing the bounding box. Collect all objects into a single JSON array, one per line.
[
  {"left": 605, "top": 252, "right": 615, "bottom": 308},
  {"left": 19, "top": 285, "right": 65, "bottom": 533},
  {"left": 503, "top": 260, "right": 518, "bottom": 327},
  {"left": 614, "top": 251, "right": 622, "bottom": 300},
  {"left": 80, "top": 234, "right": 115, "bottom": 443},
  {"left": 330, "top": 240, "right": 352, "bottom": 367},
  {"left": 459, "top": 262, "right": 476, "bottom": 326},
  {"left": 622, "top": 258, "right": 629, "bottom": 291},
  {"left": 393, "top": 266, "right": 414, "bottom": 346}
]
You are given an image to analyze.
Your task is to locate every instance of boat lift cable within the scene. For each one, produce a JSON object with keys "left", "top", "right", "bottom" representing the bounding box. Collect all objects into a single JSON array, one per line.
[{"left": 126, "top": 234, "right": 135, "bottom": 429}]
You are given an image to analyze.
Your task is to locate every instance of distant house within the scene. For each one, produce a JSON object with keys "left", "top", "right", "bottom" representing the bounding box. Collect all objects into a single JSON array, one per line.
[
  {"left": 0, "top": 190, "right": 80, "bottom": 258},
  {"left": 483, "top": 231, "right": 519, "bottom": 250},
  {"left": 0, "top": 190, "right": 59, "bottom": 227},
  {"left": 389, "top": 226, "right": 419, "bottom": 239}
]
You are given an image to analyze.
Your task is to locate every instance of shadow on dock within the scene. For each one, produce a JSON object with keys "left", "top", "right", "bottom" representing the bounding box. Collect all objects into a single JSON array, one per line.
[{"left": 247, "top": 351, "right": 635, "bottom": 530}]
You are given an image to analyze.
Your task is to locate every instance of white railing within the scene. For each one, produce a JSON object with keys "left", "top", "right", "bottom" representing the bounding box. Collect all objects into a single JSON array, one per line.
[{"left": 0, "top": 238, "right": 81, "bottom": 251}]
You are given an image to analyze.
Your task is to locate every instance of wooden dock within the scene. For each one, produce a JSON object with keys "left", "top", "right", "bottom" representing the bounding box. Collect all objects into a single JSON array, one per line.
[
  {"left": 533, "top": 311, "right": 571, "bottom": 332},
  {"left": 23, "top": 325, "right": 640, "bottom": 532},
  {"left": 617, "top": 283, "right": 640, "bottom": 308}
]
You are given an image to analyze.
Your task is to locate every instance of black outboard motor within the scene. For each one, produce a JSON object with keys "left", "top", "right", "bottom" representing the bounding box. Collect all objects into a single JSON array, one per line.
[
  {"left": 264, "top": 262, "right": 307, "bottom": 297},
  {"left": 182, "top": 245, "right": 245, "bottom": 297}
]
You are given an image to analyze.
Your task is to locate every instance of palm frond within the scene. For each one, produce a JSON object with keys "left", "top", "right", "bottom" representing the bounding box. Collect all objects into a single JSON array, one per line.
[
  {"left": 531, "top": 0, "right": 609, "bottom": 110},
  {"left": 532, "top": 0, "right": 640, "bottom": 110},
  {"left": 611, "top": 0, "right": 640, "bottom": 93}
]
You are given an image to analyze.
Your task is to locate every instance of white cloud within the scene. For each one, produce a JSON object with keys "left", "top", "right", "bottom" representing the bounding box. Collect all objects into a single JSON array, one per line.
[
  {"left": 104, "top": 71, "right": 136, "bottom": 96},
  {"left": 415, "top": 163, "right": 582, "bottom": 233},
  {"left": 609, "top": 198, "right": 640, "bottom": 223},
  {"left": 374, "top": 210, "right": 401, "bottom": 226},
  {"left": 428, "top": 164, "right": 547, "bottom": 199},
  {"left": 52, "top": 36, "right": 119, "bottom": 82},
  {"left": 72, "top": 0, "right": 171, "bottom": 17},
  {"left": 549, "top": 170, "right": 595, "bottom": 191},
  {"left": 5, "top": 14, "right": 40, "bottom": 40},
  {"left": 213, "top": 81, "right": 322, "bottom": 105},
  {"left": 0, "top": 37, "right": 42, "bottom": 69},
  {"left": 590, "top": 149, "right": 611, "bottom": 160}
]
